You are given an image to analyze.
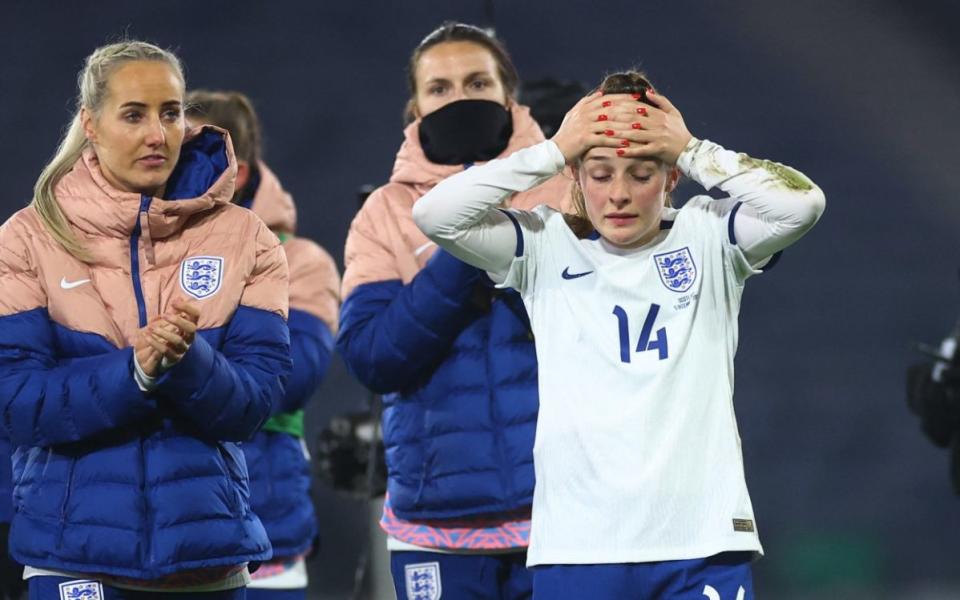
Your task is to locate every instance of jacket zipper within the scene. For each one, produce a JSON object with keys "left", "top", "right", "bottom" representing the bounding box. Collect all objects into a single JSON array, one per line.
[
  {"left": 130, "top": 195, "right": 152, "bottom": 327},
  {"left": 132, "top": 195, "right": 153, "bottom": 566}
]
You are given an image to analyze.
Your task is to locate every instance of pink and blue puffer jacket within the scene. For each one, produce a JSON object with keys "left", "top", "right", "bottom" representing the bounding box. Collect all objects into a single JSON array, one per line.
[{"left": 0, "top": 127, "right": 291, "bottom": 581}]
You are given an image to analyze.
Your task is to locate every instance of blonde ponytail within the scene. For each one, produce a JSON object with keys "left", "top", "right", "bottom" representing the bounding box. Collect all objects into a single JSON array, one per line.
[{"left": 30, "top": 114, "right": 92, "bottom": 261}]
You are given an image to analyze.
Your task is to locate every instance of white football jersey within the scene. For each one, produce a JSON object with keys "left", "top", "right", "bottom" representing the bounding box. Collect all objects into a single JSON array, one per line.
[{"left": 501, "top": 198, "right": 765, "bottom": 566}]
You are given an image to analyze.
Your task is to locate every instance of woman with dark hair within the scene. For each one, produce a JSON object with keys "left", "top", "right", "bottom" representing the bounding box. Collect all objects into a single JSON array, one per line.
[
  {"left": 414, "top": 71, "right": 825, "bottom": 599},
  {"left": 186, "top": 90, "right": 341, "bottom": 600},
  {"left": 0, "top": 41, "right": 292, "bottom": 598},
  {"left": 337, "top": 22, "right": 569, "bottom": 600}
]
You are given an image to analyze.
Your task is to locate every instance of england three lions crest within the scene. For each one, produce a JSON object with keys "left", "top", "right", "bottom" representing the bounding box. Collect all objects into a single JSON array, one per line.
[
  {"left": 58, "top": 580, "right": 103, "bottom": 600},
  {"left": 405, "top": 561, "right": 442, "bottom": 600},
  {"left": 654, "top": 247, "right": 697, "bottom": 293},
  {"left": 180, "top": 256, "right": 224, "bottom": 300}
]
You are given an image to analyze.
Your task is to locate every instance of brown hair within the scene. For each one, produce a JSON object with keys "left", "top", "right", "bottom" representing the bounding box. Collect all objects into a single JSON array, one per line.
[
  {"left": 185, "top": 90, "right": 261, "bottom": 166},
  {"left": 404, "top": 22, "right": 519, "bottom": 123},
  {"left": 567, "top": 70, "right": 670, "bottom": 237}
]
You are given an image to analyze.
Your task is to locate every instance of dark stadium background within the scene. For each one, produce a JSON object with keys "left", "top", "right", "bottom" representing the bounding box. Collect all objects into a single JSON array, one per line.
[{"left": 2, "top": 1, "right": 959, "bottom": 598}]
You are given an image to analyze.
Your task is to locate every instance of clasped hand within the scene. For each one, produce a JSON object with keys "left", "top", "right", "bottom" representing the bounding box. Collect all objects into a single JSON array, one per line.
[
  {"left": 133, "top": 300, "right": 201, "bottom": 378},
  {"left": 550, "top": 89, "right": 693, "bottom": 166}
]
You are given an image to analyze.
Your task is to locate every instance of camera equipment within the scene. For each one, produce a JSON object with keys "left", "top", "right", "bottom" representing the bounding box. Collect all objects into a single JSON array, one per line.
[{"left": 314, "top": 405, "right": 386, "bottom": 499}]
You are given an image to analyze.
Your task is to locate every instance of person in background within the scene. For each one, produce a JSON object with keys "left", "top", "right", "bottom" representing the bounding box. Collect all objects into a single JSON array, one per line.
[
  {"left": 186, "top": 90, "right": 340, "bottom": 600},
  {"left": 413, "top": 70, "right": 825, "bottom": 599},
  {"left": 336, "top": 22, "right": 569, "bottom": 600},
  {"left": 0, "top": 40, "right": 292, "bottom": 598}
]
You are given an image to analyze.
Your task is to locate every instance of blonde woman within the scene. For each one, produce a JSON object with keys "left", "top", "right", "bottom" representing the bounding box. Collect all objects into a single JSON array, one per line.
[{"left": 0, "top": 41, "right": 292, "bottom": 598}]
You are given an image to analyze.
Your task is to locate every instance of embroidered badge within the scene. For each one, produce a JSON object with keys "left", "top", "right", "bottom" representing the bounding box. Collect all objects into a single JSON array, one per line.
[
  {"left": 58, "top": 579, "right": 103, "bottom": 600},
  {"left": 405, "top": 561, "right": 442, "bottom": 600},
  {"left": 180, "top": 256, "right": 224, "bottom": 300},
  {"left": 654, "top": 247, "right": 697, "bottom": 293}
]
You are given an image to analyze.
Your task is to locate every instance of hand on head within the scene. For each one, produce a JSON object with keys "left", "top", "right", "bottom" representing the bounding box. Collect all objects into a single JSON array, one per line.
[
  {"left": 551, "top": 89, "right": 693, "bottom": 165},
  {"left": 133, "top": 300, "right": 200, "bottom": 376}
]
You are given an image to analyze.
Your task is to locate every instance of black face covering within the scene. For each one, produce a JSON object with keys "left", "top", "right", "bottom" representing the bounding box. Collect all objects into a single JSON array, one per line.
[{"left": 418, "top": 99, "right": 513, "bottom": 165}]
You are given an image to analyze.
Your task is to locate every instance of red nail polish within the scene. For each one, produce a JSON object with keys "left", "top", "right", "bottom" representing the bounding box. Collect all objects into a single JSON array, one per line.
[
  {"left": 602, "top": 100, "right": 612, "bottom": 108},
  {"left": 637, "top": 107, "right": 648, "bottom": 116},
  {"left": 647, "top": 88, "right": 656, "bottom": 95},
  {"left": 632, "top": 122, "right": 644, "bottom": 129},
  {"left": 620, "top": 140, "right": 630, "bottom": 147},
  {"left": 631, "top": 93, "right": 642, "bottom": 100},
  {"left": 617, "top": 149, "right": 625, "bottom": 156},
  {"left": 605, "top": 129, "right": 614, "bottom": 136},
  {"left": 597, "top": 114, "right": 608, "bottom": 122}
]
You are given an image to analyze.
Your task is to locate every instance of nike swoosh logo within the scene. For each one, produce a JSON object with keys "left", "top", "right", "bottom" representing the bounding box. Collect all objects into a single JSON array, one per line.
[
  {"left": 60, "top": 277, "right": 91, "bottom": 289},
  {"left": 561, "top": 267, "right": 594, "bottom": 280}
]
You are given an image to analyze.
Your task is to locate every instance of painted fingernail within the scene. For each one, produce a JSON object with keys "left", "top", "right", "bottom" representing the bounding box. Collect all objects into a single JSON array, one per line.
[
  {"left": 605, "top": 129, "right": 614, "bottom": 136},
  {"left": 597, "top": 114, "right": 608, "bottom": 121},
  {"left": 602, "top": 100, "right": 612, "bottom": 108},
  {"left": 620, "top": 140, "right": 630, "bottom": 147},
  {"left": 637, "top": 107, "right": 648, "bottom": 116},
  {"left": 632, "top": 122, "right": 644, "bottom": 129},
  {"left": 617, "top": 149, "right": 626, "bottom": 156},
  {"left": 647, "top": 88, "right": 656, "bottom": 95},
  {"left": 632, "top": 93, "right": 642, "bottom": 100}
]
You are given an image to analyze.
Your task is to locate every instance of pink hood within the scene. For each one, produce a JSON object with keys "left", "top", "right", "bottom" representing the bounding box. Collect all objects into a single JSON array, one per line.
[
  {"left": 390, "top": 103, "right": 547, "bottom": 190},
  {"left": 249, "top": 162, "right": 297, "bottom": 235},
  {"left": 55, "top": 125, "right": 237, "bottom": 241}
]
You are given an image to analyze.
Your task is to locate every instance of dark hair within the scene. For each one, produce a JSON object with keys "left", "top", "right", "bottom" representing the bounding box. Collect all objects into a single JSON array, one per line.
[
  {"left": 185, "top": 90, "right": 262, "bottom": 168},
  {"left": 597, "top": 70, "right": 655, "bottom": 98},
  {"left": 404, "top": 22, "right": 519, "bottom": 123}
]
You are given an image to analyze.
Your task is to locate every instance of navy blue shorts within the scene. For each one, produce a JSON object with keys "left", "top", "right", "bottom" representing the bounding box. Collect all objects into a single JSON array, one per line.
[
  {"left": 391, "top": 550, "right": 531, "bottom": 600},
  {"left": 532, "top": 552, "right": 754, "bottom": 600},
  {"left": 29, "top": 576, "right": 247, "bottom": 599}
]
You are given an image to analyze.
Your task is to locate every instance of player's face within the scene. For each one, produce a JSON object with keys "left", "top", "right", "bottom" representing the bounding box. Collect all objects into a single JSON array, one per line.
[
  {"left": 578, "top": 148, "right": 679, "bottom": 248},
  {"left": 82, "top": 61, "right": 185, "bottom": 198},
  {"left": 413, "top": 41, "right": 508, "bottom": 118}
]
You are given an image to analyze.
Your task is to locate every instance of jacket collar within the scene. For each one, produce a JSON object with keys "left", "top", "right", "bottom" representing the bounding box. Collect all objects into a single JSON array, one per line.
[{"left": 54, "top": 125, "right": 237, "bottom": 240}]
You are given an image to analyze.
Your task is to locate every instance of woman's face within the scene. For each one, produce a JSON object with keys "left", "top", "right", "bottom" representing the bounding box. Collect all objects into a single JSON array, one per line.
[
  {"left": 414, "top": 41, "right": 507, "bottom": 118},
  {"left": 82, "top": 61, "right": 185, "bottom": 198},
  {"left": 578, "top": 148, "right": 679, "bottom": 249}
]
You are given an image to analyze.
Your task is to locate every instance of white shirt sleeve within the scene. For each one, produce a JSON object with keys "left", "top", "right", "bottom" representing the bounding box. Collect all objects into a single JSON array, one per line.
[
  {"left": 133, "top": 350, "right": 158, "bottom": 392},
  {"left": 676, "top": 138, "right": 826, "bottom": 267},
  {"left": 412, "top": 140, "right": 567, "bottom": 281}
]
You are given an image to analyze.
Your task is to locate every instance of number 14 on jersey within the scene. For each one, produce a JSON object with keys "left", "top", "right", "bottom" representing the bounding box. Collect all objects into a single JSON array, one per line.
[{"left": 612, "top": 304, "right": 669, "bottom": 363}]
